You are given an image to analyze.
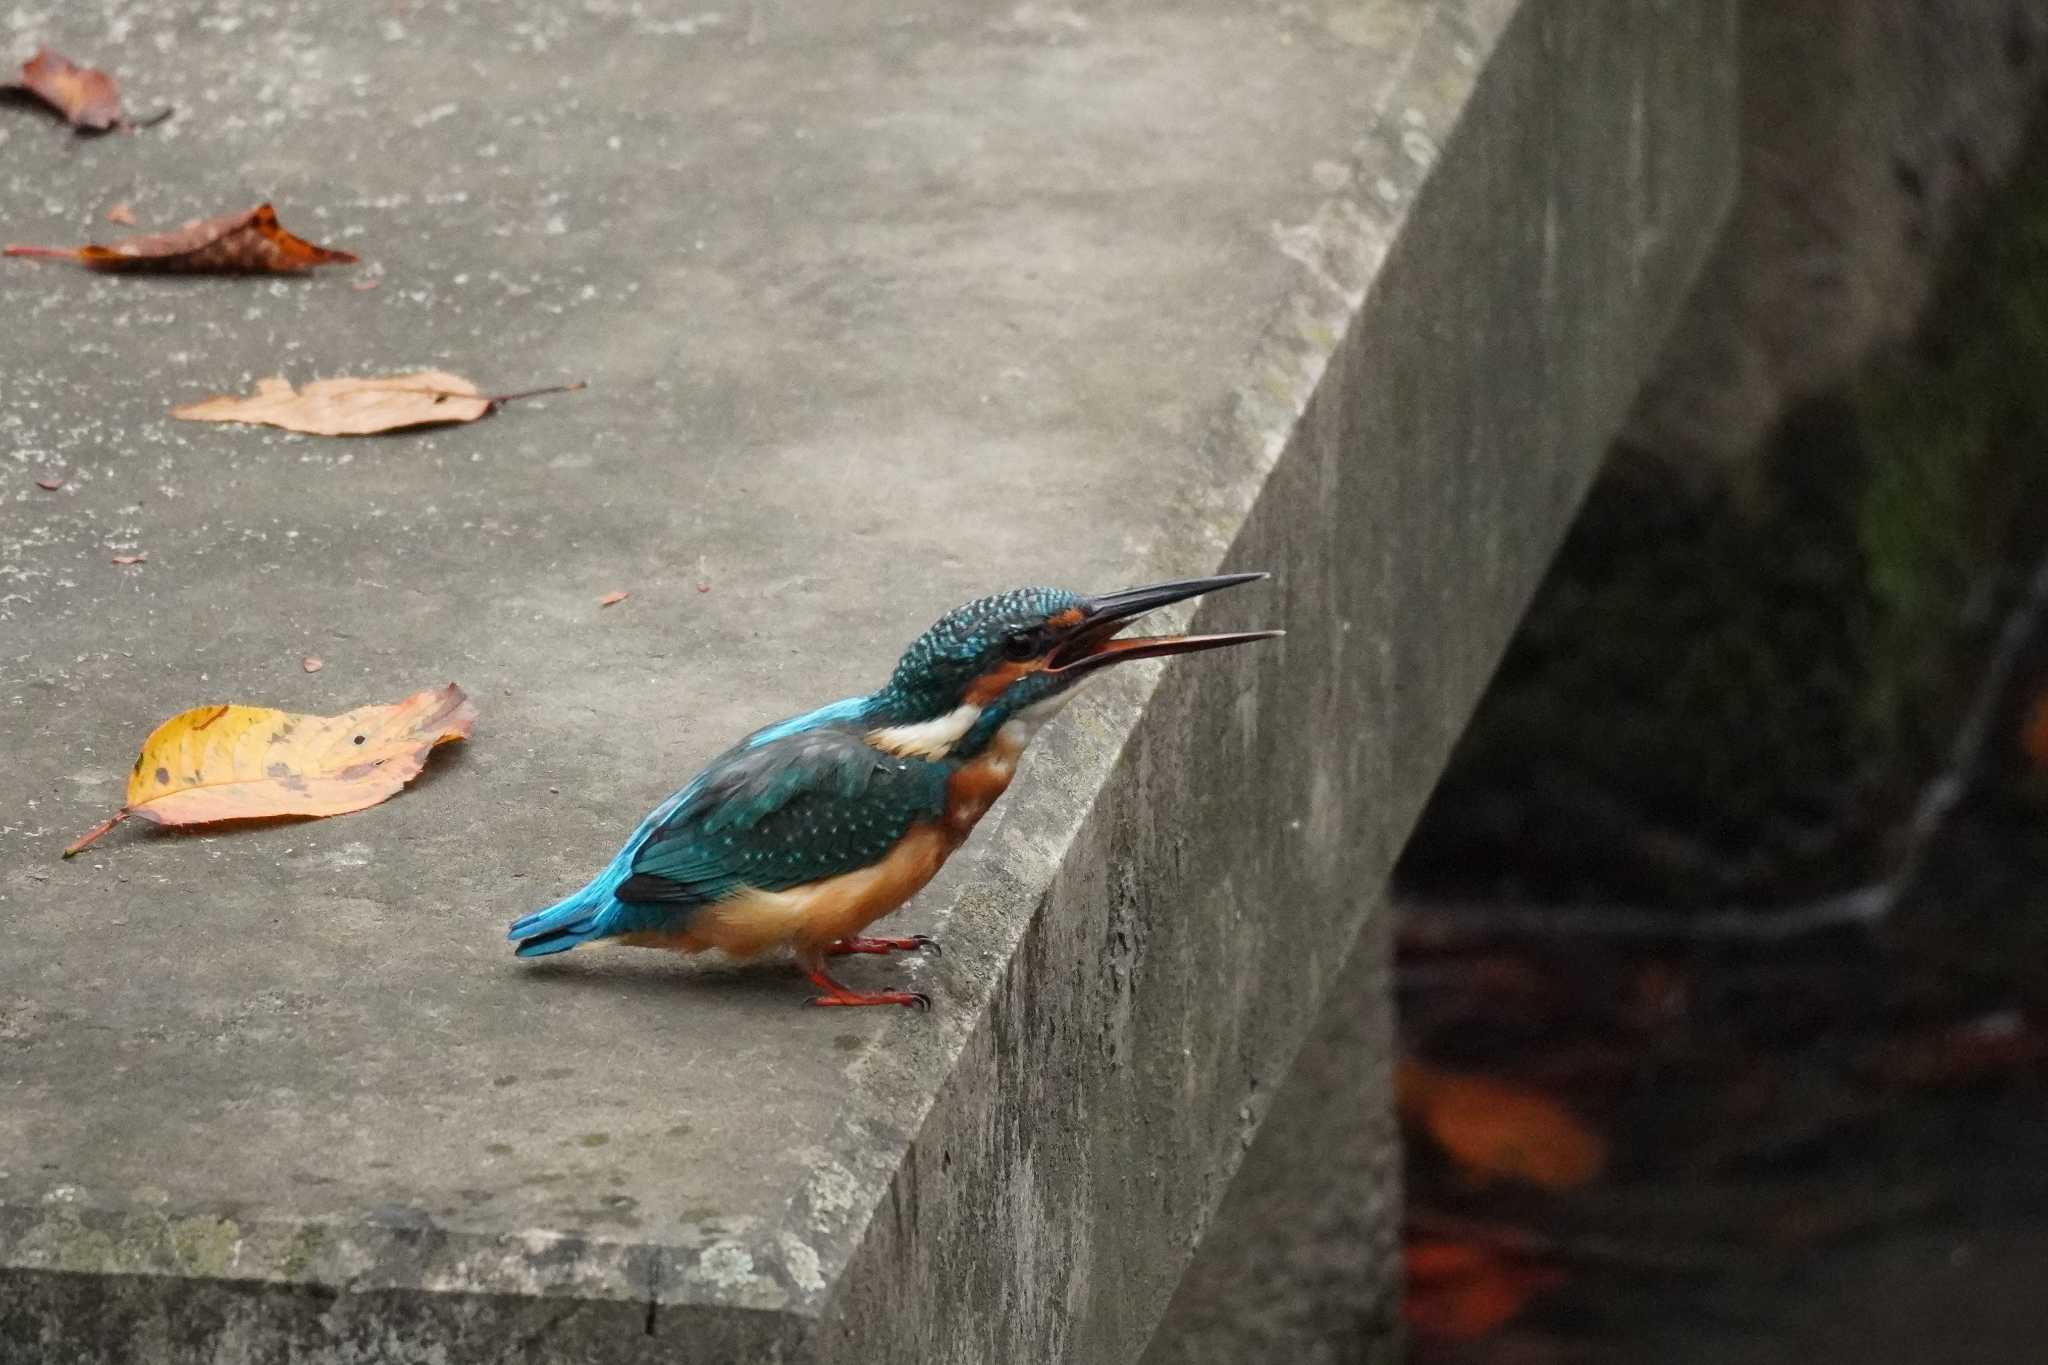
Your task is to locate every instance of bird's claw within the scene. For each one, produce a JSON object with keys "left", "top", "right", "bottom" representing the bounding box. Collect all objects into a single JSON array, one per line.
[{"left": 808, "top": 989, "right": 931, "bottom": 1011}]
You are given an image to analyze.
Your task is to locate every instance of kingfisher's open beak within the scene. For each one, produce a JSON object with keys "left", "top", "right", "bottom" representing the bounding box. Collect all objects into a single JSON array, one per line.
[{"left": 1047, "top": 572, "right": 1282, "bottom": 676}]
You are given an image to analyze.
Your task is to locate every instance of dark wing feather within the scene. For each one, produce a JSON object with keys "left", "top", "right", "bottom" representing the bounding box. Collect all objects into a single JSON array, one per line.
[{"left": 617, "top": 728, "right": 949, "bottom": 904}]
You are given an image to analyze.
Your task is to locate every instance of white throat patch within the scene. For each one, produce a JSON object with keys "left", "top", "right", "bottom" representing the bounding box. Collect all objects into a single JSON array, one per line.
[{"left": 866, "top": 702, "right": 983, "bottom": 759}]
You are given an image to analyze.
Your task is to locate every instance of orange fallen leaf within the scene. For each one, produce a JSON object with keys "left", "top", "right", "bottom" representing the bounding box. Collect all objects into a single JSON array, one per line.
[
  {"left": 5, "top": 203, "right": 356, "bottom": 273},
  {"left": 1397, "top": 1058, "right": 1606, "bottom": 1191},
  {"left": 110, "top": 553, "right": 146, "bottom": 565},
  {"left": 2024, "top": 689, "right": 2048, "bottom": 770},
  {"left": 64, "top": 684, "right": 475, "bottom": 857},
  {"left": 105, "top": 201, "right": 137, "bottom": 225},
  {"left": 15, "top": 47, "right": 122, "bottom": 130},
  {"left": 1406, "top": 1240, "right": 1495, "bottom": 1284},
  {"left": 171, "top": 371, "right": 584, "bottom": 436},
  {"left": 1404, "top": 1240, "right": 1565, "bottom": 1343},
  {"left": 598, "top": 590, "right": 630, "bottom": 608},
  {"left": 302, "top": 656, "right": 324, "bottom": 673}
]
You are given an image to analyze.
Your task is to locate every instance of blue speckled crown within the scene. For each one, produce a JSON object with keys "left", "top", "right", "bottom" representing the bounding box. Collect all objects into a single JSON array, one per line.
[{"left": 880, "top": 586, "right": 1082, "bottom": 713}]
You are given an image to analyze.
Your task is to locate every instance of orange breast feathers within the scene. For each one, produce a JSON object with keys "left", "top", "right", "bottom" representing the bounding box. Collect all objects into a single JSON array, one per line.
[
  {"left": 943, "top": 721, "right": 1027, "bottom": 841},
  {"left": 625, "top": 822, "right": 954, "bottom": 964}
]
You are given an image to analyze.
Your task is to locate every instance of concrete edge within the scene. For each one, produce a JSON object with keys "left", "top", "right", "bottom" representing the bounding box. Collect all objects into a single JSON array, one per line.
[{"left": 755, "top": 0, "right": 1505, "bottom": 1318}]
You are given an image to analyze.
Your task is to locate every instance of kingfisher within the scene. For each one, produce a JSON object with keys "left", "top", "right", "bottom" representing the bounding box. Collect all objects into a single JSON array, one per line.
[{"left": 508, "top": 573, "right": 1278, "bottom": 1008}]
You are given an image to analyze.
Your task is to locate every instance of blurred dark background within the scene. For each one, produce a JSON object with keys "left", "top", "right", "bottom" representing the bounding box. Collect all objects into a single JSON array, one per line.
[{"left": 1393, "top": 4, "right": 2048, "bottom": 1360}]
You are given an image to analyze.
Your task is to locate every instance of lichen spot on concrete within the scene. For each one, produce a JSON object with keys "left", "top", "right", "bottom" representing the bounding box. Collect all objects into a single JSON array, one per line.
[
  {"left": 697, "top": 1242, "right": 755, "bottom": 1289},
  {"left": 798, "top": 1153, "right": 861, "bottom": 1223},
  {"left": 777, "top": 1231, "right": 826, "bottom": 1295}
]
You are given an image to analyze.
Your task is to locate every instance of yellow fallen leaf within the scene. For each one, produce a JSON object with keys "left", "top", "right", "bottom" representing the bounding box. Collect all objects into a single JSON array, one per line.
[
  {"left": 1397, "top": 1058, "right": 1607, "bottom": 1191},
  {"left": 65, "top": 684, "right": 476, "bottom": 857},
  {"left": 169, "top": 371, "right": 582, "bottom": 436}
]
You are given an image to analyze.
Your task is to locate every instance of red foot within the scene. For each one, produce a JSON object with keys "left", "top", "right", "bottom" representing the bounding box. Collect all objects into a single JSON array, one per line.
[
  {"left": 827, "top": 934, "right": 940, "bottom": 957},
  {"left": 805, "top": 968, "right": 930, "bottom": 1011}
]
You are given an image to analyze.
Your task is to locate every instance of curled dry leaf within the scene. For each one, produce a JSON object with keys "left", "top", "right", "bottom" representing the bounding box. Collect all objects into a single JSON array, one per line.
[
  {"left": 598, "top": 590, "right": 630, "bottom": 608},
  {"left": 1403, "top": 1240, "right": 1565, "bottom": 1344},
  {"left": 63, "top": 683, "right": 476, "bottom": 857},
  {"left": 35, "top": 472, "right": 66, "bottom": 491},
  {"left": 4, "top": 203, "right": 357, "bottom": 273},
  {"left": 110, "top": 553, "right": 146, "bottom": 566},
  {"left": 1397, "top": 1058, "right": 1607, "bottom": 1192},
  {"left": 15, "top": 47, "right": 122, "bottom": 130},
  {"left": 171, "top": 371, "right": 585, "bottom": 436}
]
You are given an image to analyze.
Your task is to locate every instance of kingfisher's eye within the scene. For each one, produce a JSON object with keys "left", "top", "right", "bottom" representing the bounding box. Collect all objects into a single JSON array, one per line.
[{"left": 1000, "top": 628, "right": 1036, "bottom": 662}]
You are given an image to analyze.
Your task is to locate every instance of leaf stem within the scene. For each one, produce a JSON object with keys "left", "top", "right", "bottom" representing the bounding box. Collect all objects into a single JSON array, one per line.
[
  {"left": 63, "top": 809, "right": 129, "bottom": 858},
  {"left": 480, "top": 380, "right": 588, "bottom": 405}
]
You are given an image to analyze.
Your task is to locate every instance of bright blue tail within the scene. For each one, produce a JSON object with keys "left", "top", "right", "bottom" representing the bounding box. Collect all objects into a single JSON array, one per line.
[
  {"left": 509, "top": 787, "right": 697, "bottom": 956},
  {"left": 509, "top": 881, "right": 614, "bottom": 957}
]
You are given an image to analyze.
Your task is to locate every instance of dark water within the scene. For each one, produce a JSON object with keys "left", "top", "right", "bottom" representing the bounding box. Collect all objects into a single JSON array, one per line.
[{"left": 1398, "top": 616, "right": 2048, "bottom": 1364}]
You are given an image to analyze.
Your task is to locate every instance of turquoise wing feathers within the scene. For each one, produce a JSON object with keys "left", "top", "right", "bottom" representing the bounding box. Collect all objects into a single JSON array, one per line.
[{"left": 621, "top": 728, "right": 950, "bottom": 902}]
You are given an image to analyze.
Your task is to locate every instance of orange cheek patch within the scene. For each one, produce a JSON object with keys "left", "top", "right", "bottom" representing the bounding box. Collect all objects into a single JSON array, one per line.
[{"left": 963, "top": 658, "right": 1045, "bottom": 705}]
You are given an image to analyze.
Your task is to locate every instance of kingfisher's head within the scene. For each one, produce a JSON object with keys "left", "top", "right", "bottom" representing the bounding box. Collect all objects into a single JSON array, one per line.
[{"left": 866, "top": 573, "right": 1279, "bottom": 760}]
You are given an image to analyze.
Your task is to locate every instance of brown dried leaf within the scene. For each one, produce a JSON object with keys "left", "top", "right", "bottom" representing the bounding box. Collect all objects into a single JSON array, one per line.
[
  {"left": 302, "top": 656, "right": 324, "bottom": 673},
  {"left": 171, "top": 371, "right": 583, "bottom": 436},
  {"left": 1398, "top": 1058, "right": 1607, "bottom": 1191},
  {"left": 16, "top": 47, "right": 121, "bottom": 130},
  {"left": 4, "top": 203, "right": 357, "bottom": 273},
  {"left": 598, "top": 590, "right": 630, "bottom": 608},
  {"left": 35, "top": 472, "right": 65, "bottom": 491},
  {"left": 110, "top": 553, "right": 146, "bottom": 566},
  {"left": 1403, "top": 1239, "right": 1566, "bottom": 1344}
]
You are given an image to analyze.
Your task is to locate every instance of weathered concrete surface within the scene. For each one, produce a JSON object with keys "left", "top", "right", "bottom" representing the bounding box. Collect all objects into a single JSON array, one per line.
[
  {"left": 1, "top": 0, "right": 1732, "bottom": 1360},
  {"left": 1139, "top": 907, "right": 1404, "bottom": 1364}
]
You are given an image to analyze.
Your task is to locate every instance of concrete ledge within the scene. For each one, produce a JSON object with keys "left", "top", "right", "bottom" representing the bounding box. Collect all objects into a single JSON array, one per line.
[{"left": 2, "top": 1, "right": 1734, "bottom": 1360}]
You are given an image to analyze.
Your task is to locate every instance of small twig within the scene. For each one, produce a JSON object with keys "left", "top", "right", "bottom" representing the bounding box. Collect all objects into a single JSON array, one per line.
[
  {"left": 123, "top": 105, "right": 173, "bottom": 131},
  {"left": 1401, "top": 543, "right": 2048, "bottom": 946},
  {"left": 1399, "top": 885, "right": 1893, "bottom": 945},
  {"left": 1406, "top": 1207, "right": 1733, "bottom": 1275}
]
